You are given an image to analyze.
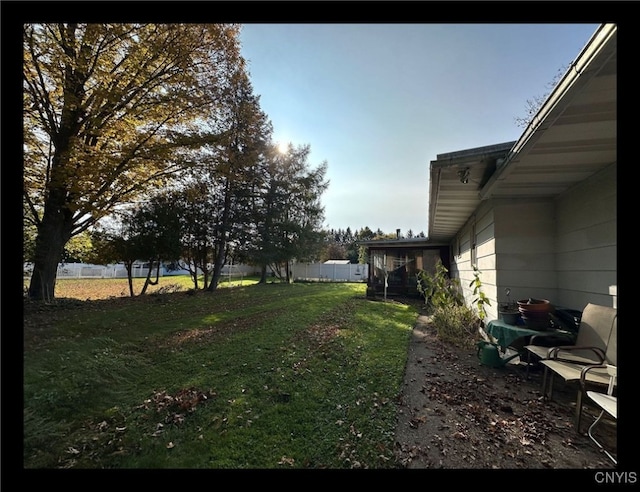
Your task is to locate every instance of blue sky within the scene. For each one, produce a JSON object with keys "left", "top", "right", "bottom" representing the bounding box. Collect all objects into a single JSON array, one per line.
[{"left": 239, "top": 23, "right": 601, "bottom": 237}]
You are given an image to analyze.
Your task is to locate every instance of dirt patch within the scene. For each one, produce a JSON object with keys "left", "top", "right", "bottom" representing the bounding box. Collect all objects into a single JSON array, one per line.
[{"left": 394, "top": 312, "right": 617, "bottom": 469}]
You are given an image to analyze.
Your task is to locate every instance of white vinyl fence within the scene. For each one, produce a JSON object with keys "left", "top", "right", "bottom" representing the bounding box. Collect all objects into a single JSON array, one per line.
[
  {"left": 23, "top": 262, "right": 160, "bottom": 279},
  {"left": 291, "top": 262, "right": 368, "bottom": 282},
  {"left": 24, "top": 262, "right": 367, "bottom": 283}
]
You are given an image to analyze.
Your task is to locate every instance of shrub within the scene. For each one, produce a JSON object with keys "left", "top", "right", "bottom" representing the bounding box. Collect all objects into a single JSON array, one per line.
[
  {"left": 470, "top": 265, "right": 490, "bottom": 322},
  {"left": 430, "top": 303, "right": 481, "bottom": 349},
  {"left": 416, "top": 260, "right": 463, "bottom": 314}
]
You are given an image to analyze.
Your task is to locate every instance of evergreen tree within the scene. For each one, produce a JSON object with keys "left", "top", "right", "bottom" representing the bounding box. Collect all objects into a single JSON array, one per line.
[{"left": 247, "top": 143, "right": 328, "bottom": 282}]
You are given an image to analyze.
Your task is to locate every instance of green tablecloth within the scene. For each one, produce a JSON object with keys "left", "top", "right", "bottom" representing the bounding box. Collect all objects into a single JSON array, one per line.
[{"left": 485, "top": 319, "right": 557, "bottom": 351}]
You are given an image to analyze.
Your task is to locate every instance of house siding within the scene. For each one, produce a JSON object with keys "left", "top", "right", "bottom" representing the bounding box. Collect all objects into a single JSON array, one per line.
[
  {"left": 450, "top": 202, "right": 499, "bottom": 320},
  {"left": 449, "top": 163, "right": 616, "bottom": 320},
  {"left": 554, "top": 163, "right": 617, "bottom": 310},
  {"left": 451, "top": 198, "right": 558, "bottom": 321},
  {"left": 494, "top": 200, "right": 557, "bottom": 306}
]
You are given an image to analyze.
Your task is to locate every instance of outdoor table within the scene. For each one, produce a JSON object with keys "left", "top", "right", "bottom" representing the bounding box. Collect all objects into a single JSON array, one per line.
[
  {"left": 486, "top": 319, "right": 575, "bottom": 352},
  {"left": 486, "top": 319, "right": 577, "bottom": 375},
  {"left": 485, "top": 319, "right": 567, "bottom": 353}
]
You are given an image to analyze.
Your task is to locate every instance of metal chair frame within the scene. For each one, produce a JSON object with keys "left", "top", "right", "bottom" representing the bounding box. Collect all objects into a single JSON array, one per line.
[{"left": 585, "top": 364, "right": 617, "bottom": 465}]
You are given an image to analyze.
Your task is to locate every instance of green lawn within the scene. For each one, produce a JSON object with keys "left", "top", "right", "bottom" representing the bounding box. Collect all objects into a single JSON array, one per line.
[{"left": 23, "top": 281, "right": 419, "bottom": 469}]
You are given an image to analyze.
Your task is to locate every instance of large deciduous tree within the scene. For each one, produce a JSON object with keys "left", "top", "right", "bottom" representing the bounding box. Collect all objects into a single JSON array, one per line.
[{"left": 23, "top": 23, "right": 244, "bottom": 300}]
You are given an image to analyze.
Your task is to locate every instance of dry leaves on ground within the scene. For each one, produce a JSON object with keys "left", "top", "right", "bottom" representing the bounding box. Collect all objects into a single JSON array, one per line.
[{"left": 394, "top": 313, "right": 617, "bottom": 469}]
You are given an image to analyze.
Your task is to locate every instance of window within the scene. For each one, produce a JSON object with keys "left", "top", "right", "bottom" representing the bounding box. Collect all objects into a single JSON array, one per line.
[{"left": 470, "top": 222, "right": 477, "bottom": 267}]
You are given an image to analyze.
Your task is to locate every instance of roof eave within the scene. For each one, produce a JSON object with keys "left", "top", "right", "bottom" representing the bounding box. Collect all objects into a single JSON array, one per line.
[{"left": 479, "top": 23, "right": 617, "bottom": 201}]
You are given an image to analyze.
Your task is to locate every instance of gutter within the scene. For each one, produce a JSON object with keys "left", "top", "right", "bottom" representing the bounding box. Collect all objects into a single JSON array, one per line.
[{"left": 478, "top": 23, "right": 617, "bottom": 200}]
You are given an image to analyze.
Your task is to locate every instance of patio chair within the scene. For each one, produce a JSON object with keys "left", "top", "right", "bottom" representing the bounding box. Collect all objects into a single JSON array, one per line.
[
  {"left": 539, "top": 319, "right": 616, "bottom": 432},
  {"left": 585, "top": 364, "right": 617, "bottom": 465},
  {"left": 523, "top": 303, "right": 616, "bottom": 373}
]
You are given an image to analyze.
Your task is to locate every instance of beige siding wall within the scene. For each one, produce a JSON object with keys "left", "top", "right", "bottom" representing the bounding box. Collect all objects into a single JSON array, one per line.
[
  {"left": 450, "top": 198, "right": 558, "bottom": 320},
  {"left": 493, "top": 199, "right": 557, "bottom": 304},
  {"left": 449, "top": 163, "right": 616, "bottom": 321},
  {"left": 450, "top": 201, "right": 499, "bottom": 320},
  {"left": 554, "top": 163, "right": 617, "bottom": 310}
]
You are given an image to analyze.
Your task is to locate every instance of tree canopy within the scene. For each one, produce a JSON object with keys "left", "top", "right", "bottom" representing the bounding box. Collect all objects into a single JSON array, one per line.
[{"left": 24, "top": 23, "right": 245, "bottom": 300}]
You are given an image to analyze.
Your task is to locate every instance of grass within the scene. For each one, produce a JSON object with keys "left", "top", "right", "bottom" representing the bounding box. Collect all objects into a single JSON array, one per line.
[
  {"left": 23, "top": 278, "right": 419, "bottom": 469},
  {"left": 24, "top": 273, "right": 260, "bottom": 300}
]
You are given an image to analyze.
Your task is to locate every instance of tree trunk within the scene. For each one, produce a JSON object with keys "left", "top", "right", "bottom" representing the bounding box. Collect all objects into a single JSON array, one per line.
[
  {"left": 201, "top": 255, "right": 210, "bottom": 290},
  {"left": 259, "top": 265, "right": 268, "bottom": 284},
  {"left": 186, "top": 258, "right": 199, "bottom": 290},
  {"left": 140, "top": 261, "right": 160, "bottom": 295},
  {"left": 27, "top": 191, "right": 73, "bottom": 301},
  {"left": 27, "top": 36, "right": 87, "bottom": 301},
  {"left": 207, "top": 178, "right": 232, "bottom": 292},
  {"left": 285, "top": 261, "right": 292, "bottom": 283},
  {"left": 125, "top": 261, "right": 135, "bottom": 297},
  {"left": 192, "top": 266, "right": 199, "bottom": 290},
  {"left": 209, "top": 242, "right": 226, "bottom": 291},
  {"left": 27, "top": 232, "right": 65, "bottom": 302}
]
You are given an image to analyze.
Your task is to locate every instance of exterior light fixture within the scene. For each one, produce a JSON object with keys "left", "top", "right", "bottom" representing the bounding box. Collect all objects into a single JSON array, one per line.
[{"left": 458, "top": 168, "right": 470, "bottom": 184}]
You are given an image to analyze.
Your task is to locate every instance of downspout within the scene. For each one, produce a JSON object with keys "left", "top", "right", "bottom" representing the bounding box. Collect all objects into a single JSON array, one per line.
[{"left": 479, "top": 23, "right": 616, "bottom": 201}]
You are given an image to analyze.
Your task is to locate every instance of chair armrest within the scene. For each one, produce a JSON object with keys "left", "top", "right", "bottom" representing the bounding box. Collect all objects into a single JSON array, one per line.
[
  {"left": 579, "top": 363, "right": 608, "bottom": 390},
  {"left": 547, "top": 345, "right": 606, "bottom": 362}
]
